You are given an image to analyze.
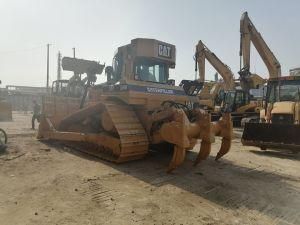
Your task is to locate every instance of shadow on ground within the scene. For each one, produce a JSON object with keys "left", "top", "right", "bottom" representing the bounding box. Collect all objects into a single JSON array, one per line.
[
  {"left": 43, "top": 140, "right": 300, "bottom": 225},
  {"left": 250, "top": 149, "right": 300, "bottom": 161}
]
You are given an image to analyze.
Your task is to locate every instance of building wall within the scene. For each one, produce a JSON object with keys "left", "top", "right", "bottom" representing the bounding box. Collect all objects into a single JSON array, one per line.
[{"left": 0, "top": 86, "right": 46, "bottom": 111}]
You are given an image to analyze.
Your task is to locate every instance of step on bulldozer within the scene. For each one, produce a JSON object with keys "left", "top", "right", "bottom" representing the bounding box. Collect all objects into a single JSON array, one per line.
[{"left": 38, "top": 38, "right": 232, "bottom": 172}]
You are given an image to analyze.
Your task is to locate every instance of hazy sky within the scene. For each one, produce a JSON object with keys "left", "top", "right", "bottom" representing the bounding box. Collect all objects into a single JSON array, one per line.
[{"left": 0, "top": 0, "right": 299, "bottom": 87}]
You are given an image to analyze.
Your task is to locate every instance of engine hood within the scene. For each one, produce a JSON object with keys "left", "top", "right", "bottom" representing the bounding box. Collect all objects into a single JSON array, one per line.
[{"left": 272, "top": 101, "right": 295, "bottom": 114}]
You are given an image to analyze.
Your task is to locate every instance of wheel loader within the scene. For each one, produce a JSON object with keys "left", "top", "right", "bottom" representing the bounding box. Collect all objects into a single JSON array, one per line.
[
  {"left": 38, "top": 38, "right": 232, "bottom": 172},
  {"left": 242, "top": 75, "right": 300, "bottom": 151},
  {"left": 239, "top": 12, "right": 300, "bottom": 151}
]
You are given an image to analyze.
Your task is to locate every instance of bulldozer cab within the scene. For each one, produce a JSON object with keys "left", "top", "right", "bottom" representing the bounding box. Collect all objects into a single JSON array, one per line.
[
  {"left": 97, "top": 38, "right": 202, "bottom": 106},
  {"left": 105, "top": 38, "right": 203, "bottom": 96},
  {"left": 109, "top": 38, "right": 176, "bottom": 85}
]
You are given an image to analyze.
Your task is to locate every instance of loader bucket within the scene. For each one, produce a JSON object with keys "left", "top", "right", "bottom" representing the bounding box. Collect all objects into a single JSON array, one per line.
[{"left": 242, "top": 123, "right": 300, "bottom": 151}]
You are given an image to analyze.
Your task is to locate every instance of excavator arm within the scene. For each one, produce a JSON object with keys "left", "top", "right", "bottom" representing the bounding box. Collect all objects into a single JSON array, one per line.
[
  {"left": 195, "top": 40, "right": 235, "bottom": 91},
  {"left": 239, "top": 12, "right": 281, "bottom": 84}
]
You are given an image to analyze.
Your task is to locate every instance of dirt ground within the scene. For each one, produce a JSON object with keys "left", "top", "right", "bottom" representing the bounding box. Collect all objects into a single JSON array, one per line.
[{"left": 0, "top": 112, "right": 299, "bottom": 225}]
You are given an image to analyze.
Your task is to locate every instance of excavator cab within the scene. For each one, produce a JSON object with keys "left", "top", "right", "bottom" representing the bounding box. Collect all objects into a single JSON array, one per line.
[
  {"left": 223, "top": 90, "right": 250, "bottom": 112},
  {"left": 222, "top": 90, "right": 261, "bottom": 126}
]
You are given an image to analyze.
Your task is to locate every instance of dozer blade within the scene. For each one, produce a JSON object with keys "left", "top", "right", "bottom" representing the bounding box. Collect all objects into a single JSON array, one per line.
[{"left": 242, "top": 123, "right": 300, "bottom": 151}]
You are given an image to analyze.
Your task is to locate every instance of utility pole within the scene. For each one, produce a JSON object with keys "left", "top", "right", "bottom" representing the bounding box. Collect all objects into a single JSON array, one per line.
[
  {"left": 72, "top": 47, "right": 76, "bottom": 77},
  {"left": 46, "top": 44, "right": 50, "bottom": 92},
  {"left": 57, "top": 51, "right": 62, "bottom": 80}
]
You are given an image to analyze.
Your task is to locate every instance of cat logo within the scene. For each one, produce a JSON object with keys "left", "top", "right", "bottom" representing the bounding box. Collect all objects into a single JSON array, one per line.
[{"left": 158, "top": 44, "right": 171, "bottom": 58}]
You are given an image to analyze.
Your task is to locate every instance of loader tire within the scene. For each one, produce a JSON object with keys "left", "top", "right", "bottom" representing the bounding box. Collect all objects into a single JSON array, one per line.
[{"left": 0, "top": 128, "right": 7, "bottom": 149}]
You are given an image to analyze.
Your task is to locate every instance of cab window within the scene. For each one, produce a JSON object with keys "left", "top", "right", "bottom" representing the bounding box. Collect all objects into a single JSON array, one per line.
[
  {"left": 134, "top": 58, "right": 168, "bottom": 83},
  {"left": 235, "top": 91, "right": 245, "bottom": 105}
]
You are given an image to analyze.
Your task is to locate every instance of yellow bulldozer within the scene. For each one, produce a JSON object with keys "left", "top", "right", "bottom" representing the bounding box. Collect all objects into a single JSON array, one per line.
[{"left": 38, "top": 38, "right": 233, "bottom": 172}]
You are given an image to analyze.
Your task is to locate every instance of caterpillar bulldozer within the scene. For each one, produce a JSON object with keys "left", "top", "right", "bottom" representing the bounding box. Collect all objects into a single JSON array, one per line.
[{"left": 38, "top": 38, "right": 233, "bottom": 172}]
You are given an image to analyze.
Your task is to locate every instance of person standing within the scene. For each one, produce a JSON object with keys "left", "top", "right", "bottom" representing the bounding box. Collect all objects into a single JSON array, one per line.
[{"left": 32, "top": 100, "right": 41, "bottom": 129}]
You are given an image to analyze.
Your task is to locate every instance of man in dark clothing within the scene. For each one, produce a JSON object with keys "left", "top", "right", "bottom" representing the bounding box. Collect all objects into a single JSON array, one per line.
[{"left": 32, "top": 100, "right": 41, "bottom": 129}]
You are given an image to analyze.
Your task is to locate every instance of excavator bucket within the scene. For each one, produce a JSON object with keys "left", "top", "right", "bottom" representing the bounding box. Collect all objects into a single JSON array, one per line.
[{"left": 242, "top": 123, "right": 300, "bottom": 151}]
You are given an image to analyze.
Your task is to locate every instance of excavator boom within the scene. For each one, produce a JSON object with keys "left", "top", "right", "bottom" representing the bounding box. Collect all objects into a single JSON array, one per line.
[
  {"left": 240, "top": 12, "right": 281, "bottom": 81},
  {"left": 195, "top": 40, "right": 235, "bottom": 90},
  {"left": 195, "top": 40, "right": 236, "bottom": 111}
]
